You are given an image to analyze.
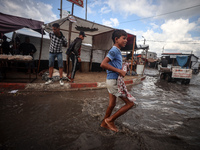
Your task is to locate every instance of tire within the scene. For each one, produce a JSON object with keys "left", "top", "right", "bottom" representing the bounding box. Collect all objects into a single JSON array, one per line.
[
  {"left": 181, "top": 79, "right": 186, "bottom": 85},
  {"left": 185, "top": 79, "right": 190, "bottom": 85},
  {"left": 160, "top": 73, "right": 165, "bottom": 80},
  {"left": 165, "top": 74, "right": 171, "bottom": 82}
]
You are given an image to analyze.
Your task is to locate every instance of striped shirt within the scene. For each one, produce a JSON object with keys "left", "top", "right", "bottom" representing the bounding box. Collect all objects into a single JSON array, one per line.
[{"left": 49, "top": 32, "right": 67, "bottom": 53}]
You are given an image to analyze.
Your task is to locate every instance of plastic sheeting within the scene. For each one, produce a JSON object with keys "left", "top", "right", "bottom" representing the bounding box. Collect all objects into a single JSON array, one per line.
[
  {"left": 0, "top": 12, "right": 44, "bottom": 34},
  {"left": 45, "top": 15, "right": 136, "bottom": 51},
  {"left": 176, "top": 56, "right": 188, "bottom": 67}
]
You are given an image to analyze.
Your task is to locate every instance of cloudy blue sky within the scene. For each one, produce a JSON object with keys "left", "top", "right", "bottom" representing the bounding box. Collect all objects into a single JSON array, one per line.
[{"left": 1, "top": 0, "right": 200, "bottom": 57}]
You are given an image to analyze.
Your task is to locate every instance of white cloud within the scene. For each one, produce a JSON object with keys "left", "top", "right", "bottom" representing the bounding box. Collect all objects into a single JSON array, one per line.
[
  {"left": 106, "top": 0, "right": 156, "bottom": 18},
  {"left": 110, "top": 18, "right": 119, "bottom": 27},
  {"left": 87, "top": 6, "right": 96, "bottom": 14},
  {"left": 0, "top": 0, "right": 57, "bottom": 23},
  {"left": 161, "top": 19, "right": 195, "bottom": 39},
  {"left": 127, "top": 19, "right": 200, "bottom": 57},
  {"left": 87, "top": 0, "right": 104, "bottom": 15},
  {"left": 197, "top": 18, "right": 200, "bottom": 24},
  {"left": 105, "top": 0, "right": 200, "bottom": 21},
  {"left": 102, "top": 18, "right": 119, "bottom": 27},
  {"left": 156, "top": 0, "right": 200, "bottom": 20},
  {"left": 150, "top": 23, "right": 159, "bottom": 30},
  {"left": 88, "top": 0, "right": 102, "bottom": 8},
  {"left": 100, "top": 6, "right": 111, "bottom": 14}
]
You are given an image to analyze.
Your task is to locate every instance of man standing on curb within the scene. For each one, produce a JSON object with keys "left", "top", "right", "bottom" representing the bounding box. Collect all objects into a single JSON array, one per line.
[
  {"left": 67, "top": 31, "right": 86, "bottom": 83},
  {"left": 45, "top": 23, "right": 67, "bottom": 86}
]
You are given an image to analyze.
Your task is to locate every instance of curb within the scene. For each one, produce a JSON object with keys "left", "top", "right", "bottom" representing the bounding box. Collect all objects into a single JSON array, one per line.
[
  {"left": 0, "top": 83, "right": 26, "bottom": 90},
  {"left": 0, "top": 76, "right": 146, "bottom": 91}
]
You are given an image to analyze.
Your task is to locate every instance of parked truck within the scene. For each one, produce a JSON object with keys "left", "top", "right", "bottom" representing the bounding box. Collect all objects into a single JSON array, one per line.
[{"left": 158, "top": 53, "right": 199, "bottom": 85}]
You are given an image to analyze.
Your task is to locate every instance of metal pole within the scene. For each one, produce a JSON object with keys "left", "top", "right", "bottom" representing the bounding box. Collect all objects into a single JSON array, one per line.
[
  {"left": 60, "top": 0, "right": 62, "bottom": 18},
  {"left": 67, "top": 3, "right": 74, "bottom": 75},
  {"left": 130, "top": 37, "right": 136, "bottom": 72},
  {"left": 142, "top": 47, "right": 148, "bottom": 75},
  {"left": 85, "top": 0, "right": 87, "bottom": 20},
  {"left": 142, "top": 36, "right": 146, "bottom": 45},
  {"left": 58, "top": 0, "right": 63, "bottom": 19}
]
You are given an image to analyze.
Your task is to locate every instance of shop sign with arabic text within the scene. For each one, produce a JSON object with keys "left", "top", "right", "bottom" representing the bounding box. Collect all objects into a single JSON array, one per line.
[{"left": 67, "top": 0, "right": 84, "bottom": 8}]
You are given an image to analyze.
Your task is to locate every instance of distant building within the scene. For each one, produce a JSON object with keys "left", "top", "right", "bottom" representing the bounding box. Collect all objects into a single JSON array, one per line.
[{"left": 147, "top": 51, "right": 157, "bottom": 59}]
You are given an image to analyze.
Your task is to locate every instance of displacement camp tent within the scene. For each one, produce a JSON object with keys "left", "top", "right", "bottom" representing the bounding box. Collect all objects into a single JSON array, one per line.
[
  {"left": 0, "top": 12, "right": 44, "bottom": 34},
  {"left": 0, "top": 12, "right": 44, "bottom": 74},
  {"left": 45, "top": 15, "right": 137, "bottom": 71}
]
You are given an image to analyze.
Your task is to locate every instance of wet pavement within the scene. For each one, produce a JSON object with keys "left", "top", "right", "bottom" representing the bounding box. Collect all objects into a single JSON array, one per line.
[{"left": 0, "top": 68, "right": 200, "bottom": 150}]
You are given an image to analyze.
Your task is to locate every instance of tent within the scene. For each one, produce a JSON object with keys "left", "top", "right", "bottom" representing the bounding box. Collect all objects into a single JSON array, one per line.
[
  {"left": 0, "top": 12, "right": 44, "bottom": 34},
  {"left": 45, "top": 15, "right": 137, "bottom": 71},
  {"left": 45, "top": 15, "right": 137, "bottom": 50},
  {"left": 0, "top": 12, "right": 44, "bottom": 75},
  {"left": 0, "top": 12, "right": 137, "bottom": 72}
]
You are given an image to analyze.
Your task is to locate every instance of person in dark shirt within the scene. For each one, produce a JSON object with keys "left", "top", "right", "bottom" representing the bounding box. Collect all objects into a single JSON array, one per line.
[
  {"left": 19, "top": 36, "right": 37, "bottom": 73},
  {"left": 19, "top": 36, "right": 37, "bottom": 57},
  {"left": 1, "top": 36, "right": 10, "bottom": 55},
  {"left": 67, "top": 31, "right": 86, "bottom": 82}
]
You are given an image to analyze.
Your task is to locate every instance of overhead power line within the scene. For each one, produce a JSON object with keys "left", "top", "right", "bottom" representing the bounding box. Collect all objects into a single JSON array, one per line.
[
  {"left": 120, "top": 4, "right": 200, "bottom": 24},
  {"left": 137, "top": 40, "right": 200, "bottom": 45}
]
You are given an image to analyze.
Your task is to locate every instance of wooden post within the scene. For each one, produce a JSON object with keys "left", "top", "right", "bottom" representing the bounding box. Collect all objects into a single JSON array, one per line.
[
  {"left": 89, "top": 49, "right": 93, "bottom": 71},
  {"left": 60, "top": 0, "right": 62, "bottom": 19},
  {"left": 142, "top": 48, "right": 148, "bottom": 75},
  {"left": 37, "top": 28, "right": 44, "bottom": 78},
  {"left": 130, "top": 37, "right": 136, "bottom": 72},
  {"left": 66, "top": 3, "right": 74, "bottom": 75},
  {"left": 189, "top": 54, "right": 192, "bottom": 68}
]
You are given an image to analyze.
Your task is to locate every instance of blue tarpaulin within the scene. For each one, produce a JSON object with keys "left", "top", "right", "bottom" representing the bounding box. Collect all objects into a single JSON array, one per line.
[{"left": 176, "top": 56, "right": 188, "bottom": 67}]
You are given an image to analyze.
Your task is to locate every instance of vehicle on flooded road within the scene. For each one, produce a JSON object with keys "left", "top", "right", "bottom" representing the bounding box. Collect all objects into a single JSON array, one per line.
[{"left": 158, "top": 53, "right": 199, "bottom": 84}]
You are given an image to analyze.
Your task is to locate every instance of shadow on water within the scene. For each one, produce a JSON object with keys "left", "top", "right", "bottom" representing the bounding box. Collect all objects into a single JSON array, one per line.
[{"left": 0, "top": 68, "right": 200, "bottom": 149}]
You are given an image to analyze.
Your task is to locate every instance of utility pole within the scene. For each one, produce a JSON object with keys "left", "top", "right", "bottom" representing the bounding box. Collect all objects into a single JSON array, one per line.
[
  {"left": 58, "top": 0, "right": 63, "bottom": 19},
  {"left": 142, "top": 36, "right": 146, "bottom": 45},
  {"left": 85, "top": 0, "right": 87, "bottom": 20},
  {"left": 67, "top": 3, "right": 74, "bottom": 74}
]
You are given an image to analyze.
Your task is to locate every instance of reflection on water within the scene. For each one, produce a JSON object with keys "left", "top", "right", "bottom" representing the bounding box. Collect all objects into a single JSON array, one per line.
[
  {"left": 82, "top": 69, "right": 200, "bottom": 149},
  {"left": 0, "top": 69, "right": 200, "bottom": 149}
]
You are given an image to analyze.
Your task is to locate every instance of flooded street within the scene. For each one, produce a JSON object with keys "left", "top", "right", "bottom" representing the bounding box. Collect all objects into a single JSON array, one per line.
[{"left": 0, "top": 68, "right": 200, "bottom": 150}]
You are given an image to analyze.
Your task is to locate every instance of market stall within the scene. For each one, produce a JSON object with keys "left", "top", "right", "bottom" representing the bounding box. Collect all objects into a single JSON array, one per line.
[{"left": 0, "top": 12, "right": 44, "bottom": 82}]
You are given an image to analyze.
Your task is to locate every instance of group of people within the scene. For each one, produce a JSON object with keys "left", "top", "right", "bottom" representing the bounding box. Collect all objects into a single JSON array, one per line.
[
  {"left": 0, "top": 35, "right": 36, "bottom": 56},
  {"left": 2, "top": 24, "right": 136, "bottom": 132},
  {"left": 44, "top": 25, "right": 135, "bottom": 132},
  {"left": 0, "top": 35, "right": 37, "bottom": 73},
  {"left": 44, "top": 23, "right": 86, "bottom": 85}
]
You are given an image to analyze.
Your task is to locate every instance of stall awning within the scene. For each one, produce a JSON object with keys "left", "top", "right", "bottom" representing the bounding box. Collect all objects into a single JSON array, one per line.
[
  {"left": 0, "top": 12, "right": 44, "bottom": 34},
  {"left": 45, "top": 15, "right": 137, "bottom": 51}
]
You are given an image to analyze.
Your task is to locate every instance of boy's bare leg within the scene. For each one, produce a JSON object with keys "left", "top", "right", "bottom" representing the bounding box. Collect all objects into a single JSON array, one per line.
[
  {"left": 49, "top": 67, "right": 54, "bottom": 78},
  {"left": 101, "top": 93, "right": 116, "bottom": 129},
  {"left": 105, "top": 97, "right": 134, "bottom": 132},
  {"left": 59, "top": 68, "right": 63, "bottom": 78}
]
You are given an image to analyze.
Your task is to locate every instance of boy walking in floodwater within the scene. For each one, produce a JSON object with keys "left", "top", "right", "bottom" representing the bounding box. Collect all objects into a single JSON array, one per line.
[{"left": 100, "top": 29, "right": 135, "bottom": 132}]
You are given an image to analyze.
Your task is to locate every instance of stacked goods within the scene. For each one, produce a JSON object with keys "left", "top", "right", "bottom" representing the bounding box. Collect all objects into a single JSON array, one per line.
[
  {"left": 0, "top": 54, "right": 10, "bottom": 59},
  {"left": 23, "top": 56, "right": 33, "bottom": 61},
  {"left": 0, "top": 55, "right": 33, "bottom": 61},
  {"left": 8, "top": 55, "right": 24, "bottom": 60}
]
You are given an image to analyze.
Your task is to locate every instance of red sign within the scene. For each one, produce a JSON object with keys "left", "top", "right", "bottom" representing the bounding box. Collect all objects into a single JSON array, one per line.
[{"left": 68, "top": 0, "right": 84, "bottom": 8}]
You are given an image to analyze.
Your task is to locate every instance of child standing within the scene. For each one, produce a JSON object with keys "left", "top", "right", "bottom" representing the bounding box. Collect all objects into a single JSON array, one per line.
[{"left": 100, "top": 29, "right": 135, "bottom": 132}]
